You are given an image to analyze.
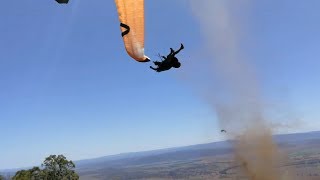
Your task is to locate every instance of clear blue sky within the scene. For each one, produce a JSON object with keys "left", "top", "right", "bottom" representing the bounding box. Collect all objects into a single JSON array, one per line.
[{"left": 0, "top": 0, "right": 320, "bottom": 169}]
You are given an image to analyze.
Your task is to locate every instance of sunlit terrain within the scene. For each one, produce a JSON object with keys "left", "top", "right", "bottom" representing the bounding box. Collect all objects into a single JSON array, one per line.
[{"left": 76, "top": 131, "right": 320, "bottom": 180}]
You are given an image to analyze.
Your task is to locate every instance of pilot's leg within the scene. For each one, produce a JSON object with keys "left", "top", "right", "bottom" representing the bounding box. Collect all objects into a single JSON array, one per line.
[
  {"left": 170, "top": 48, "right": 174, "bottom": 55},
  {"left": 173, "top": 44, "right": 184, "bottom": 56}
]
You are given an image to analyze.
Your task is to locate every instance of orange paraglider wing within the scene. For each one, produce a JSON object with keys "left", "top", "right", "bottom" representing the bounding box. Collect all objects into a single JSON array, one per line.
[{"left": 115, "top": 0, "right": 150, "bottom": 62}]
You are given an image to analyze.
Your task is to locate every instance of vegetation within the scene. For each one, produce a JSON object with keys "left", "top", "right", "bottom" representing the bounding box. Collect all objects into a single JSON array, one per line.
[
  {"left": 0, "top": 175, "right": 4, "bottom": 180},
  {"left": 12, "top": 155, "right": 78, "bottom": 180}
]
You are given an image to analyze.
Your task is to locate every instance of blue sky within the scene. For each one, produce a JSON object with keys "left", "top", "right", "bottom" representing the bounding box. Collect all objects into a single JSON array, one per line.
[{"left": 0, "top": 0, "right": 320, "bottom": 169}]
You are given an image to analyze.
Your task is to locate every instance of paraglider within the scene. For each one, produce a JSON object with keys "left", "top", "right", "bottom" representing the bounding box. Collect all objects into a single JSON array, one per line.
[
  {"left": 150, "top": 43, "right": 184, "bottom": 72},
  {"left": 221, "top": 129, "right": 227, "bottom": 133},
  {"left": 54, "top": 0, "right": 150, "bottom": 62},
  {"left": 54, "top": 0, "right": 185, "bottom": 72},
  {"left": 55, "top": 0, "right": 69, "bottom": 4},
  {"left": 114, "top": 0, "right": 150, "bottom": 62}
]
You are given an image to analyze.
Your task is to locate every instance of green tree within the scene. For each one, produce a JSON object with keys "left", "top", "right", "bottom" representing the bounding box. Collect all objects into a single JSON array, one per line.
[
  {"left": 12, "top": 167, "right": 42, "bottom": 180},
  {"left": 12, "top": 155, "right": 79, "bottom": 180},
  {"left": 41, "top": 155, "right": 79, "bottom": 180},
  {"left": 0, "top": 174, "right": 5, "bottom": 180},
  {"left": 12, "top": 170, "right": 32, "bottom": 180}
]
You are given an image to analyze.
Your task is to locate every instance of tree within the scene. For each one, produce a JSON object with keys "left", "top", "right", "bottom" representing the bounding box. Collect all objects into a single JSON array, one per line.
[
  {"left": 12, "top": 167, "right": 42, "bottom": 180},
  {"left": 12, "top": 155, "right": 79, "bottom": 180},
  {"left": 12, "top": 170, "right": 32, "bottom": 180},
  {"left": 41, "top": 155, "right": 79, "bottom": 180},
  {"left": 0, "top": 174, "right": 4, "bottom": 180}
]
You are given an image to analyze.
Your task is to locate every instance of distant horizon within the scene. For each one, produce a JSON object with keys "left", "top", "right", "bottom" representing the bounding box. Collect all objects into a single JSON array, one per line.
[{"left": 1, "top": 130, "right": 319, "bottom": 171}]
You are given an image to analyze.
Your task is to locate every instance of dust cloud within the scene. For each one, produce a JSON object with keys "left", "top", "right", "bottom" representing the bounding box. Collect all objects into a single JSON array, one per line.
[{"left": 187, "top": 1, "right": 294, "bottom": 179}]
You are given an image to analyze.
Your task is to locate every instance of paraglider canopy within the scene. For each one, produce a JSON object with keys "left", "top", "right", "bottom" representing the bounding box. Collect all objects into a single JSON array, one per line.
[
  {"left": 56, "top": 0, "right": 69, "bottom": 4},
  {"left": 54, "top": 0, "right": 150, "bottom": 63},
  {"left": 115, "top": 0, "right": 150, "bottom": 62}
]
